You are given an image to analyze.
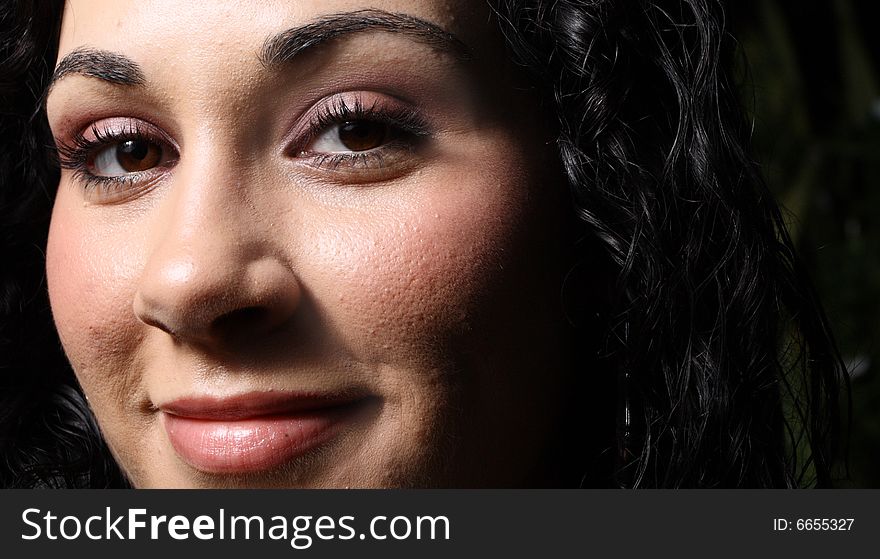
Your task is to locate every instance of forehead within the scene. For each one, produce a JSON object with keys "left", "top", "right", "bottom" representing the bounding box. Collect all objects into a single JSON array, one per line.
[{"left": 58, "top": 0, "right": 490, "bottom": 59}]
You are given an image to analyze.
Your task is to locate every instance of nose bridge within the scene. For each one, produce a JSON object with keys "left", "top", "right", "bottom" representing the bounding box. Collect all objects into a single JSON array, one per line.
[
  {"left": 133, "top": 139, "right": 299, "bottom": 343},
  {"left": 150, "top": 142, "right": 251, "bottom": 295}
]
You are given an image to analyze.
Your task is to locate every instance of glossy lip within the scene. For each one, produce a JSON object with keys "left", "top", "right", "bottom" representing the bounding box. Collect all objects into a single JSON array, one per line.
[{"left": 159, "top": 392, "right": 371, "bottom": 474}]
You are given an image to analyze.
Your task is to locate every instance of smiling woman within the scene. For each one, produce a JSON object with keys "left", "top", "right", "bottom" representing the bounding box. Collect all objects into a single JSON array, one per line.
[{"left": 0, "top": 0, "right": 846, "bottom": 488}]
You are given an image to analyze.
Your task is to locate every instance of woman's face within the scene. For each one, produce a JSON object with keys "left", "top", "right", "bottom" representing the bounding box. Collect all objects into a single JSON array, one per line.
[{"left": 45, "top": 0, "right": 574, "bottom": 487}]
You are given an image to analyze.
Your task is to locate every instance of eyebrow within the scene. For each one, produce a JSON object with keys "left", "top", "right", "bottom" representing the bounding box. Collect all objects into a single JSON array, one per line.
[
  {"left": 50, "top": 47, "right": 145, "bottom": 92},
  {"left": 48, "top": 9, "right": 471, "bottom": 95},
  {"left": 260, "top": 9, "right": 472, "bottom": 65}
]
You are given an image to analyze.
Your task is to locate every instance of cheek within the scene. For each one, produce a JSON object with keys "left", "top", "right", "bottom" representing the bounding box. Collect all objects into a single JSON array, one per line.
[
  {"left": 296, "top": 140, "right": 568, "bottom": 485},
  {"left": 300, "top": 136, "right": 560, "bottom": 380},
  {"left": 46, "top": 195, "right": 146, "bottom": 409},
  {"left": 319, "top": 216, "right": 486, "bottom": 344}
]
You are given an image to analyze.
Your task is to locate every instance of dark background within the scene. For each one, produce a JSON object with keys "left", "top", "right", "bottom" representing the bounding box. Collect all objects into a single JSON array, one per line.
[{"left": 730, "top": 0, "right": 879, "bottom": 487}]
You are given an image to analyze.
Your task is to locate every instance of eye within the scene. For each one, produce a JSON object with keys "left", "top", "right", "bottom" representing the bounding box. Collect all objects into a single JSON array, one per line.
[
  {"left": 308, "top": 120, "right": 389, "bottom": 153},
  {"left": 90, "top": 139, "right": 165, "bottom": 176},
  {"left": 288, "top": 95, "right": 431, "bottom": 178}
]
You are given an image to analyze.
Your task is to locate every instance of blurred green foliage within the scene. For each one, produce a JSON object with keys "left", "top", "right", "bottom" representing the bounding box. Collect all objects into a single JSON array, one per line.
[{"left": 732, "top": 0, "right": 880, "bottom": 486}]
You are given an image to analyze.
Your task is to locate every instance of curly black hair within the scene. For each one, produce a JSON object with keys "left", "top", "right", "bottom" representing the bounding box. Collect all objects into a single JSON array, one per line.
[
  {"left": 493, "top": 0, "right": 847, "bottom": 487},
  {"left": 0, "top": 0, "right": 127, "bottom": 487},
  {"left": 0, "top": 0, "right": 846, "bottom": 487}
]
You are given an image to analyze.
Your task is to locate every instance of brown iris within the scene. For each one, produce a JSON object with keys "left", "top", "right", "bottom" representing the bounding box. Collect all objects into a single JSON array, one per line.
[
  {"left": 337, "top": 121, "right": 386, "bottom": 151},
  {"left": 116, "top": 139, "right": 162, "bottom": 172}
]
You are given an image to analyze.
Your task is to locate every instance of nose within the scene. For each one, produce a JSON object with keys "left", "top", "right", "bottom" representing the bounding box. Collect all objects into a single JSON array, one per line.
[{"left": 133, "top": 173, "right": 300, "bottom": 348}]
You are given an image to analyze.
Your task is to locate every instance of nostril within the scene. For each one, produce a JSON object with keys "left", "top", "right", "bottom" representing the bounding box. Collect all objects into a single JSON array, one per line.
[
  {"left": 135, "top": 258, "right": 301, "bottom": 345},
  {"left": 210, "top": 306, "right": 273, "bottom": 338}
]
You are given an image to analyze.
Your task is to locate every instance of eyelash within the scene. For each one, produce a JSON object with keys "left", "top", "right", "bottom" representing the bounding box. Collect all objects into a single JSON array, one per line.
[
  {"left": 56, "top": 120, "right": 168, "bottom": 194},
  {"left": 295, "top": 96, "right": 430, "bottom": 171},
  {"left": 54, "top": 96, "right": 432, "bottom": 196}
]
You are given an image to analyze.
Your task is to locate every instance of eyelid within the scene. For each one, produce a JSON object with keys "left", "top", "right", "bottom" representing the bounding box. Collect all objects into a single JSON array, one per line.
[
  {"left": 84, "top": 117, "right": 177, "bottom": 151},
  {"left": 55, "top": 116, "right": 179, "bottom": 169},
  {"left": 281, "top": 91, "right": 430, "bottom": 156}
]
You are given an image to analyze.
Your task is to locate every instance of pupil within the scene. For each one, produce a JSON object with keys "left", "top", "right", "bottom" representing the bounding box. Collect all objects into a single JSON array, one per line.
[
  {"left": 118, "top": 140, "right": 149, "bottom": 161},
  {"left": 338, "top": 121, "right": 385, "bottom": 151}
]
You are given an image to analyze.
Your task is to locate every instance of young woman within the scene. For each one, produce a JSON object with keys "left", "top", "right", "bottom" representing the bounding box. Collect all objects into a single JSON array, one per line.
[{"left": 0, "top": 0, "right": 845, "bottom": 488}]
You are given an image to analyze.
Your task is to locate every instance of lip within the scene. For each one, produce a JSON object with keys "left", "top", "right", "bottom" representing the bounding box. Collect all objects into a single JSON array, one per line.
[{"left": 159, "top": 392, "right": 371, "bottom": 474}]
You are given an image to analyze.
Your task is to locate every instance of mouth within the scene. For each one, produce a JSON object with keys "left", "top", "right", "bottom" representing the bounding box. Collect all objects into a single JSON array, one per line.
[{"left": 159, "top": 392, "right": 374, "bottom": 474}]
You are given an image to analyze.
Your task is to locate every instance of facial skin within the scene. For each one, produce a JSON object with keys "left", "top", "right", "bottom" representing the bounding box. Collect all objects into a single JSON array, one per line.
[{"left": 45, "top": 0, "right": 576, "bottom": 487}]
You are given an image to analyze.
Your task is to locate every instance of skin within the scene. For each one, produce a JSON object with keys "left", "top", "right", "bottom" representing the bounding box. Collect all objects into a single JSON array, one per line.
[{"left": 45, "top": 0, "right": 577, "bottom": 487}]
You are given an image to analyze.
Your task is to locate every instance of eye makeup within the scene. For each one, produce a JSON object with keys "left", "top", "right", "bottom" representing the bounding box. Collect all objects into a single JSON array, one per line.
[
  {"left": 53, "top": 91, "right": 434, "bottom": 203},
  {"left": 55, "top": 118, "right": 178, "bottom": 203},
  {"left": 292, "top": 93, "right": 432, "bottom": 175}
]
